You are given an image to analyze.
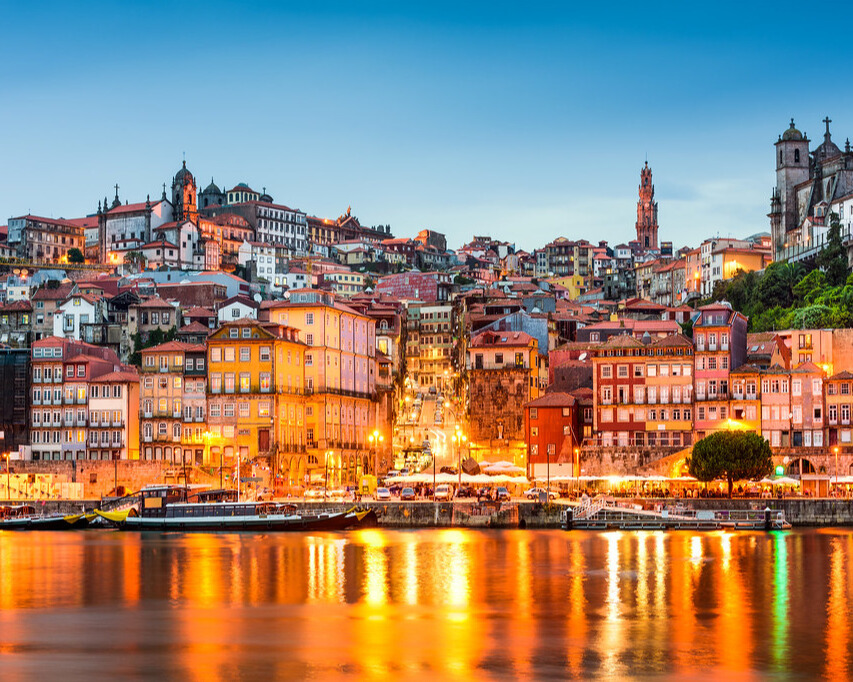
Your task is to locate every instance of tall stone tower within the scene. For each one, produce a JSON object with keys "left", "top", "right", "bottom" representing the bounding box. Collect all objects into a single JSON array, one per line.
[
  {"left": 171, "top": 161, "right": 198, "bottom": 223},
  {"left": 636, "top": 161, "right": 659, "bottom": 250},
  {"left": 770, "top": 119, "right": 810, "bottom": 257}
]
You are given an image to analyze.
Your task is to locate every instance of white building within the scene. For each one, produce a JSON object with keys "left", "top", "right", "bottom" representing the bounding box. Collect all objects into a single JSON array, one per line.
[
  {"left": 238, "top": 241, "right": 277, "bottom": 282},
  {"left": 100, "top": 197, "right": 173, "bottom": 264},
  {"left": 54, "top": 294, "right": 102, "bottom": 340},
  {"left": 152, "top": 221, "right": 201, "bottom": 268},
  {"left": 217, "top": 295, "right": 259, "bottom": 324}
]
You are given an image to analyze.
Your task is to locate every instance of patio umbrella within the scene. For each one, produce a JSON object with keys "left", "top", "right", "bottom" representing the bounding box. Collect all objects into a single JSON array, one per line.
[{"left": 772, "top": 476, "right": 800, "bottom": 486}]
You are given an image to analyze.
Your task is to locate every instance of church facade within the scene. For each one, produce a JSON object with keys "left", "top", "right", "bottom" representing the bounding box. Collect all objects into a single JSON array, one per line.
[{"left": 769, "top": 117, "right": 853, "bottom": 263}]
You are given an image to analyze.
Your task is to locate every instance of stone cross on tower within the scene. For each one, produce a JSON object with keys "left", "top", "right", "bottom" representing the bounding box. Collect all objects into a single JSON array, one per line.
[{"left": 823, "top": 116, "right": 833, "bottom": 142}]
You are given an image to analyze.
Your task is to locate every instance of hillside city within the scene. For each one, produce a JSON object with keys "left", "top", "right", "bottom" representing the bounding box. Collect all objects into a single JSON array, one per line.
[{"left": 2, "top": 116, "right": 853, "bottom": 499}]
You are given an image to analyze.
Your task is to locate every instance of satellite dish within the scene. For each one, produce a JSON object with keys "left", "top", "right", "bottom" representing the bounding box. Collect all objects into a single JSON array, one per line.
[{"left": 253, "top": 293, "right": 262, "bottom": 303}]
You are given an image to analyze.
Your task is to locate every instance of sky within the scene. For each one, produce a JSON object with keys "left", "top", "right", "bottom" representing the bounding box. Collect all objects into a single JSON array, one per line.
[{"left": 1, "top": 1, "right": 851, "bottom": 253}]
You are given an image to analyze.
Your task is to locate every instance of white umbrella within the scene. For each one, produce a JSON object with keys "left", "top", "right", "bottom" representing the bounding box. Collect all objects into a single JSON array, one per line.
[
  {"left": 490, "top": 460, "right": 515, "bottom": 468},
  {"left": 485, "top": 465, "right": 525, "bottom": 475},
  {"left": 772, "top": 476, "right": 800, "bottom": 486}
]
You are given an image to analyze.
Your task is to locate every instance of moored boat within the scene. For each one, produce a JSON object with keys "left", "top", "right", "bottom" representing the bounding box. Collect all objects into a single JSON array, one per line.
[
  {"left": 96, "top": 486, "right": 378, "bottom": 532},
  {"left": 0, "top": 504, "right": 93, "bottom": 531}
]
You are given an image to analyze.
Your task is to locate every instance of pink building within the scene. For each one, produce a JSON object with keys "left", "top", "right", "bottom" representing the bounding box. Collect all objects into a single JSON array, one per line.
[{"left": 693, "top": 302, "right": 748, "bottom": 438}]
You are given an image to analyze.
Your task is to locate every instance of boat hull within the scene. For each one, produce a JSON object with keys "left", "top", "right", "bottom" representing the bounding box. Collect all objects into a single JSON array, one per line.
[
  {"left": 0, "top": 514, "right": 90, "bottom": 531},
  {"left": 117, "top": 511, "right": 359, "bottom": 533}
]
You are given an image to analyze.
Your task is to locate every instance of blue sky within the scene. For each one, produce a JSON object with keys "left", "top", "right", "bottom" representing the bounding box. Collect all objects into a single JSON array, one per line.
[{"left": 1, "top": 1, "right": 849, "bottom": 252}]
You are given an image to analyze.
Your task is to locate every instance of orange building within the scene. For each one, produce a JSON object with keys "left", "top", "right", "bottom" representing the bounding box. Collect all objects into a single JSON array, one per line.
[{"left": 206, "top": 319, "right": 305, "bottom": 470}]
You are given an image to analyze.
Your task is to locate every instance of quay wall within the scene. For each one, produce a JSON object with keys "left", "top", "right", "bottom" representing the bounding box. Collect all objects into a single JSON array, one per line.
[{"left": 5, "top": 499, "right": 853, "bottom": 528}]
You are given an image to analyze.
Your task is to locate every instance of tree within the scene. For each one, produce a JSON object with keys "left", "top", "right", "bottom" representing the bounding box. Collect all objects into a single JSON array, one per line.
[
  {"left": 67, "top": 248, "right": 85, "bottom": 264},
  {"left": 125, "top": 251, "right": 147, "bottom": 273},
  {"left": 687, "top": 431, "right": 773, "bottom": 498},
  {"left": 818, "top": 212, "right": 850, "bottom": 287}
]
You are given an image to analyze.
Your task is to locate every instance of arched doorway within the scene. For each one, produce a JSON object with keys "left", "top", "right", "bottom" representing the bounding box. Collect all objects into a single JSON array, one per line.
[{"left": 787, "top": 458, "right": 815, "bottom": 476}]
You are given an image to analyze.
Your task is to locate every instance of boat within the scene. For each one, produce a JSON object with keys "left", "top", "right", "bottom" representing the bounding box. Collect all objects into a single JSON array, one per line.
[
  {"left": 561, "top": 498, "right": 792, "bottom": 531},
  {"left": 0, "top": 504, "right": 93, "bottom": 531},
  {"left": 96, "top": 486, "right": 378, "bottom": 532}
]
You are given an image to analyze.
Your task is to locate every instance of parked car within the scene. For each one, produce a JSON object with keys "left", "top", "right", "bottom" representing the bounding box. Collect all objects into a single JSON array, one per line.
[
  {"left": 434, "top": 484, "right": 452, "bottom": 500},
  {"left": 401, "top": 487, "right": 416, "bottom": 501},
  {"left": 495, "top": 487, "right": 511, "bottom": 502},
  {"left": 477, "top": 487, "right": 494, "bottom": 502},
  {"left": 525, "top": 487, "right": 558, "bottom": 501},
  {"left": 375, "top": 487, "right": 392, "bottom": 501}
]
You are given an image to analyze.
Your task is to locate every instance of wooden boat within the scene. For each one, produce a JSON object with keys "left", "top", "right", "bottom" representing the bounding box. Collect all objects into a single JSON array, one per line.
[
  {"left": 96, "top": 486, "right": 378, "bottom": 532},
  {"left": 0, "top": 504, "right": 93, "bottom": 530}
]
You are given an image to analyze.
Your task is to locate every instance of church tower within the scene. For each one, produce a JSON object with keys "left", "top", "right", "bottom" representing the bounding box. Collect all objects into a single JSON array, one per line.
[
  {"left": 636, "top": 161, "right": 659, "bottom": 250},
  {"left": 171, "top": 161, "right": 198, "bottom": 223}
]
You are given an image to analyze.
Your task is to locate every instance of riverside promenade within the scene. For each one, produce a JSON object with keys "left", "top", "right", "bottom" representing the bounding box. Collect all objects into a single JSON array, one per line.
[{"left": 8, "top": 498, "right": 853, "bottom": 528}]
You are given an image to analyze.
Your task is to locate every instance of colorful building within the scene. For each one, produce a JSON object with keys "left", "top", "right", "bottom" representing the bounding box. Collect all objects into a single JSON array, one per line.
[{"left": 693, "top": 302, "right": 748, "bottom": 438}]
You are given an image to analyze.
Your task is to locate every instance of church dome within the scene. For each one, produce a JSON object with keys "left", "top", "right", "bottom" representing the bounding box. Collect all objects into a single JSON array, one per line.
[
  {"left": 203, "top": 178, "right": 221, "bottom": 194},
  {"left": 174, "top": 160, "right": 194, "bottom": 185},
  {"left": 782, "top": 119, "right": 803, "bottom": 141}
]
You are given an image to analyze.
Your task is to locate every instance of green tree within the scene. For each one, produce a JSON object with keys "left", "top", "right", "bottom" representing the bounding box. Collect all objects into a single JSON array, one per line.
[
  {"left": 792, "top": 269, "right": 826, "bottom": 305},
  {"left": 67, "top": 248, "right": 85, "bottom": 264},
  {"left": 687, "top": 431, "right": 773, "bottom": 498},
  {"left": 817, "top": 212, "right": 850, "bottom": 287},
  {"left": 125, "top": 251, "right": 147, "bottom": 273},
  {"left": 756, "top": 261, "right": 802, "bottom": 310}
]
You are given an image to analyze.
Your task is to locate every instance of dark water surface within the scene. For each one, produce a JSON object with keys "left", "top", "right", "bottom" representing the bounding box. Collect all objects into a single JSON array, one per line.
[{"left": 0, "top": 528, "right": 850, "bottom": 680}]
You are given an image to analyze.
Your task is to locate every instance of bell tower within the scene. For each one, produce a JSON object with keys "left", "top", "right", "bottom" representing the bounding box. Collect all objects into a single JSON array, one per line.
[
  {"left": 636, "top": 161, "right": 659, "bottom": 250},
  {"left": 171, "top": 160, "right": 198, "bottom": 223}
]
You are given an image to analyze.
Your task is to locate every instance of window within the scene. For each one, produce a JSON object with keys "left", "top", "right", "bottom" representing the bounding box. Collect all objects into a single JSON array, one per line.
[
  {"left": 260, "top": 373, "right": 271, "bottom": 392},
  {"left": 224, "top": 403, "right": 235, "bottom": 418},
  {"left": 617, "top": 365, "right": 628, "bottom": 378},
  {"left": 634, "top": 365, "right": 644, "bottom": 377},
  {"left": 209, "top": 403, "right": 221, "bottom": 418},
  {"left": 792, "top": 380, "right": 801, "bottom": 396},
  {"left": 515, "top": 353, "right": 524, "bottom": 368},
  {"left": 224, "top": 347, "right": 235, "bottom": 362},
  {"left": 239, "top": 402, "right": 250, "bottom": 418},
  {"left": 260, "top": 346, "right": 271, "bottom": 362},
  {"left": 306, "top": 313, "right": 314, "bottom": 325},
  {"left": 530, "top": 408, "right": 538, "bottom": 420},
  {"left": 211, "top": 374, "right": 222, "bottom": 393},
  {"left": 239, "top": 373, "right": 250, "bottom": 393},
  {"left": 240, "top": 347, "right": 250, "bottom": 362},
  {"left": 495, "top": 353, "right": 504, "bottom": 365},
  {"left": 306, "top": 334, "right": 314, "bottom": 346},
  {"left": 211, "top": 348, "right": 222, "bottom": 363},
  {"left": 531, "top": 427, "right": 539, "bottom": 437},
  {"left": 601, "top": 365, "right": 612, "bottom": 378},
  {"left": 258, "top": 402, "right": 270, "bottom": 417}
]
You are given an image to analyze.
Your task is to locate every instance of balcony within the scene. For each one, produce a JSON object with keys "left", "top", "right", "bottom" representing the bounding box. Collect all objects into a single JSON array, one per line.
[
  {"left": 721, "top": 343, "right": 729, "bottom": 351},
  {"left": 111, "top": 419, "right": 124, "bottom": 427},
  {"left": 708, "top": 343, "right": 717, "bottom": 351}
]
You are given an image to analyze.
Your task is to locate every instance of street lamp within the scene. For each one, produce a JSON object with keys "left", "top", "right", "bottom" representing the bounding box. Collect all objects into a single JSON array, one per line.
[
  {"left": 574, "top": 447, "right": 580, "bottom": 492},
  {"left": 4, "top": 452, "right": 10, "bottom": 500},
  {"left": 834, "top": 446, "right": 840, "bottom": 495}
]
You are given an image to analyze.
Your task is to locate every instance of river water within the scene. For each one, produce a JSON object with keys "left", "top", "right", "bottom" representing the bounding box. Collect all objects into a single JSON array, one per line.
[{"left": 0, "top": 528, "right": 850, "bottom": 680}]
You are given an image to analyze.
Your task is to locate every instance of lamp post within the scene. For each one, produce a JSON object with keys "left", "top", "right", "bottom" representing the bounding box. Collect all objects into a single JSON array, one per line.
[
  {"left": 324, "top": 450, "right": 332, "bottom": 501},
  {"left": 574, "top": 447, "right": 580, "bottom": 493},
  {"left": 834, "top": 446, "right": 840, "bottom": 496}
]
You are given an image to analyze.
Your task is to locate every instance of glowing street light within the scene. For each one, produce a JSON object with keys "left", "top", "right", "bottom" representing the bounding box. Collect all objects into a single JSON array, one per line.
[{"left": 834, "top": 446, "right": 840, "bottom": 493}]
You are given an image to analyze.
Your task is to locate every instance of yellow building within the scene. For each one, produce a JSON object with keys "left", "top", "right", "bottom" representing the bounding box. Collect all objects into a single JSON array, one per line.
[
  {"left": 263, "top": 290, "right": 378, "bottom": 486},
  {"left": 206, "top": 319, "right": 305, "bottom": 471},
  {"left": 546, "top": 274, "right": 585, "bottom": 300}
]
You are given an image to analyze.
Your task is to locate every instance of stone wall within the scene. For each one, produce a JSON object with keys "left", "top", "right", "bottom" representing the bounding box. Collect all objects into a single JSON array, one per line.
[
  {"left": 580, "top": 445, "right": 685, "bottom": 475},
  {"left": 4, "top": 460, "right": 221, "bottom": 499}
]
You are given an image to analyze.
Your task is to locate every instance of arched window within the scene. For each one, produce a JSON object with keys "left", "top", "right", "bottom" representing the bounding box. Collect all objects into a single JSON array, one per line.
[{"left": 795, "top": 149, "right": 800, "bottom": 163}]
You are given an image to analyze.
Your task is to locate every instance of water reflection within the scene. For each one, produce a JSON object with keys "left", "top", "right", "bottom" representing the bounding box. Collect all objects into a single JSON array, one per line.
[{"left": 0, "top": 529, "right": 850, "bottom": 679}]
